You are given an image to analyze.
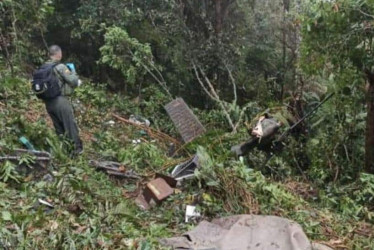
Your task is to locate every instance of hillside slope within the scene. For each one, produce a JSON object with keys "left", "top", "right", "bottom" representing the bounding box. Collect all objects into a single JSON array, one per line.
[{"left": 0, "top": 76, "right": 373, "bottom": 249}]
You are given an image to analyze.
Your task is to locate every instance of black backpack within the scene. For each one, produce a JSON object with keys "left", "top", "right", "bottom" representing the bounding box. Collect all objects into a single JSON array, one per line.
[{"left": 32, "top": 63, "right": 61, "bottom": 100}]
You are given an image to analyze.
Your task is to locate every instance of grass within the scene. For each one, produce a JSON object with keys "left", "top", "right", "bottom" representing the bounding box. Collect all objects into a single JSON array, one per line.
[{"left": 0, "top": 78, "right": 373, "bottom": 249}]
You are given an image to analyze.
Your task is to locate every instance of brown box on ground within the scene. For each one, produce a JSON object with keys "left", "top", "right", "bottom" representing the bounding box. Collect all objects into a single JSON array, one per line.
[
  {"left": 143, "top": 178, "right": 174, "bottom": 203},
  {"left": 155, "top": 173, "right": 177, "bottom": 188}
]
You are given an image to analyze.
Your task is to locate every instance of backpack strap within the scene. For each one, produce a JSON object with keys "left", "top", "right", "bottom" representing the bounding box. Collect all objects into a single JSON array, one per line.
[
  {"left": 47, "top": 62, "right": 64, "bottom": 91},
  {"left": 52, "top": 63, "right": 63, "bottom": 84}
]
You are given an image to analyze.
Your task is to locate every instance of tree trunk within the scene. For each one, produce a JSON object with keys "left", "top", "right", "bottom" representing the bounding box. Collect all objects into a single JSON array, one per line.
[
  {"left": 365, "top": 72, "right": 374, "bottom": 173},
  {"left": 215, "top": 0, "right": 223, "bottom": 35},
  {"left": 214, "top": 0, "right": 233, "bottom": 36},
  {"left": 280, "top": 0, "right": 290, "bottom": 101}
]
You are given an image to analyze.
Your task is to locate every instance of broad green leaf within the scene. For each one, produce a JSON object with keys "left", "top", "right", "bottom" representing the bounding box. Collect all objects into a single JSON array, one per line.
[{"left": 2, "top": 211, "right": 12, "bottom": 221}]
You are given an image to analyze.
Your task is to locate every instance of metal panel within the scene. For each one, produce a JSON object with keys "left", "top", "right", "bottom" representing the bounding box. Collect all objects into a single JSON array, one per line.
[{"left": 165, "top": 98, "right": 206, "bottom": 143}]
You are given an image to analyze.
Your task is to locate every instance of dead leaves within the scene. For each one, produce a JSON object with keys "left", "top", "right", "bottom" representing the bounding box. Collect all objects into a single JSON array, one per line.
[{"left": 72, "top": 222, "right": 88, "bottom": 234}]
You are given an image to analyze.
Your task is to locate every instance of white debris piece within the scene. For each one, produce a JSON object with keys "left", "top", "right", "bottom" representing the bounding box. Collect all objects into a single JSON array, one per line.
[{"left": 185, "top": 205, "right": 201, "bottom": 223}]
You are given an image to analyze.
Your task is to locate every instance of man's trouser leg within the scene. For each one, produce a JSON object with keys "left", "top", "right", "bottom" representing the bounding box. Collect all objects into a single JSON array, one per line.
[
  {"left": 59, "top": 97, "right": 83, "bottom": 151},
  {"left": 47, "top": 111, "right": 65, "bottom": 136},
  {"left": 46, "top": 98, "right": 65, "bottom": 137},
  {"left": 46, "top": 96, "right": 82, "bottom": 151}
]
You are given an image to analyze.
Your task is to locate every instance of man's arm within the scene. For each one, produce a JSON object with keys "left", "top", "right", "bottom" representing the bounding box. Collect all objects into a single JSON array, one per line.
[{"left": 55, "top": 64, "right": 79, "bottom": 88}]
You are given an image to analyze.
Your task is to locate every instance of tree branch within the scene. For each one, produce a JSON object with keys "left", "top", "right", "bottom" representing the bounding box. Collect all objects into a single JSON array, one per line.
[
  {"left": 192, "top": 62, "right": 236, "bottom": 131},
  {"left": 224, "top": 62, "right": 237, "bottom": 104},
  {"left": 128, "top": 49, "right": 172, "bottom": 98},
  {"left": 358, "top": 9, "right": 374, "bottom": 19},
  {"left": 192, "top": 62, "right": 216, "bottom": 100}
]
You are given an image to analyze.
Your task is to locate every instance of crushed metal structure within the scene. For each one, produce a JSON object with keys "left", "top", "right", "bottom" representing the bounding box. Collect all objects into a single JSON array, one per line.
[{"left": 171, "top": 155, "right": 199, "bottom": 180}]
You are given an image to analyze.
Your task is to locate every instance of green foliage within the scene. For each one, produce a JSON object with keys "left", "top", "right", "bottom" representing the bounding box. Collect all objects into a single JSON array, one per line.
[
  {"left": 100, "top": 26, "right": 157, "bottom": 86},
  {"left": 195, "top": 146, "right": 302, "bottom": 215},
  {"left": 0, "top": 161, "right": 20, "bottom": 183},
  {"left": 2, "top": 0, "right": 374, "bottom": 248},
  {"left": 349, "top": 173, "right": 374, "bottom": 220},
  {"left": 1, "top": 70, "right": 373, "bottom": 248},
  {"left": 74, "top": 83, "right": 109, "bottom": 108},
  {"left": 301, "top": 0, "right": 374, "bottom": 73},
  {"left": 301, "top": 0, "right": 373, "bottom": 174},
  {"left": 0, "top": 0, "right": 55, "bottom": 68},
  {"left": 305, "top": 71, "right": 366, "bottom": 183},
  {"left": 118, "top": 142, "right": 168, "bottom": 171}
]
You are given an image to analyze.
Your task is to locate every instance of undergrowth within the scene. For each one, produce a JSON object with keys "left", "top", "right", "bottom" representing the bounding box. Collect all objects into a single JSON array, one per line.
[{"left": 0, "top": 73, "right": 373, "bottom": 249}]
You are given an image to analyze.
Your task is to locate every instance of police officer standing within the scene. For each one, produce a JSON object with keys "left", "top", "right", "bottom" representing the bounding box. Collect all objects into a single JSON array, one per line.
[{"left": 44, "top": 45, "right": 83, "bottom": 156}]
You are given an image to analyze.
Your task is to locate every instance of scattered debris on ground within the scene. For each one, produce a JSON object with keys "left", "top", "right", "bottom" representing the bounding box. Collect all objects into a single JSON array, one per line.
[
  {"left": 1, "top": 82, "right": 373, "bottom": 249},
  {"left": 0, "top": 148, "right": 52, "bottom": 179},
  {"left": 171, "top": 155, "right": 200, "bottom": 181},
  {"left": 185, "top": 205, "right": 201, "bottom": 223},
  {"left": 135, "top": 173, "right": 177, "bottom": 210},
  {"left": 165, "top": 98, "right": 206, "bottom": 143},
  {"left": 160, "top": 215, "right": 333, "bottom": 250},
  {"left": 89, "top": 160, "right": 140, "bottom": 179},
  {"left": 129, "top": 114, "right": 150, "bottom": 127},
  {"left": 113, "top": 113, "right": 180, "bottom": 147},
  {"left": 0, "top": 149, "right": 51, "bottom": 164}
]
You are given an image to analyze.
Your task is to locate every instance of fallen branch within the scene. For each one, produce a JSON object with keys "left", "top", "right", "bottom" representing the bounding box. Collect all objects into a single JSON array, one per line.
[
  {"left": 14, "top": 149, "right": 51, "bottom": 158},
  {"left": 89, "top": 160, "right": 121, "bottom": 168},
  {"left": 145, "top": 156, "right": 192, "bottom": 177},
  {"left": 89, "top": 160, "right": 141, "bottom": 179},
  {"left": 95, "top": 165, "right": 124, "bottom": 172},
  {"left": 0, "top": 156, "right": 51, "bottom": 162},
  {"left": 106, "top": 170, "right": 140, "bottom": 179},
  {"left": 112, "top": 114, "right": 181, "bottom": 146}
]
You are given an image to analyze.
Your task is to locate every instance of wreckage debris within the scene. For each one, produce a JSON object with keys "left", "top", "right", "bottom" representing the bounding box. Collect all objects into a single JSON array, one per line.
[
  {"left": 160, "top": 215, "right": 333, "bottom": 250},
  {"left": 0, "top": 149, "right": 52, "bottom": 179},
  {"left": 113, "top": 113, "right": 180, "bottom": 146},
  {"left": 19, "top": 136, "right": 36, "bottom": 150},
  {"left": 231, "top": 115, "right": 282, "bottom": 157},
  {"left": 164, "top": 98, "right": 206, "bottom": 143},
  {"left": 135, "top": 156, "right": 200, "bottom": 210},
  {"left": 231, "top": 137, "right": 259, "bottom": 157},
  {"left": 90, "top": 157, "right": 198, "bottom": 210},
  {"left": 185, "top": 205, "right": 201, "bottom": 223},
  {"left": 155, "top": 173, "right": 177, "bottom": 188},
  {"left": 171, "top": 155, "right": 200, "bottom": 181},
  {"left": 144, "top": 178, "right": 174, "bottom": 203},
  {"left": 0, "top": 149, "right": 52, "bottom": 162},
  {"left": 135, "top": 194, "right": 151, "bottom": 210},
  {"left": 135, "top": 175, "right": 176, "bottom": 210},
  {"left": 89, "top": 160, "right": 140, "bottom": 179},
  {"left": 252, "top": 116, "right": 281, "bottom": 138},
  {"left": 129, "top": 114, "right": 150, "bottom": 127},
  {"left": 38, "top": 198, "right": 54, "bottom": 208},
  {"left": 31, "top": 198, "right": 55, "bottom": 214},
  {"left": 232, "top": 94, "right": 336, "bottom": 157}
]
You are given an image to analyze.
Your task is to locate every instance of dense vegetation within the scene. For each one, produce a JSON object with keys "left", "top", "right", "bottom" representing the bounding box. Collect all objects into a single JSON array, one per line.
[{"left": 1, "top": 0, "right": 374, "bottom": 248}]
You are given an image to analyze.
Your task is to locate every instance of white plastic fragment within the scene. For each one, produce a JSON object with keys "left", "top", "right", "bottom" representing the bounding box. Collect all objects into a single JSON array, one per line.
[
  {"left": 185, "top": 205, "right": 201, "bottom": 223},
  {"left": 38, "top": 199, "right": 54, "bottom": 208}
]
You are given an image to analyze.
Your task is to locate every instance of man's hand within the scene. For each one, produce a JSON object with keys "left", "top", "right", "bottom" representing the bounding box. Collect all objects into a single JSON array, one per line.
[
  {"left": 66, "top": 63, "right": 76, "bottom": 73},
  {"left": 77, "top": 79, "right": 82, "bottom": 87}
]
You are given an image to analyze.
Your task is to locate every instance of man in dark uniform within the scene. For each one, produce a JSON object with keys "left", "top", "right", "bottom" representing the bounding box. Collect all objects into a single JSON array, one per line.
[{"left": 44, "top": 45, "right": 83, "bottom": 156}]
